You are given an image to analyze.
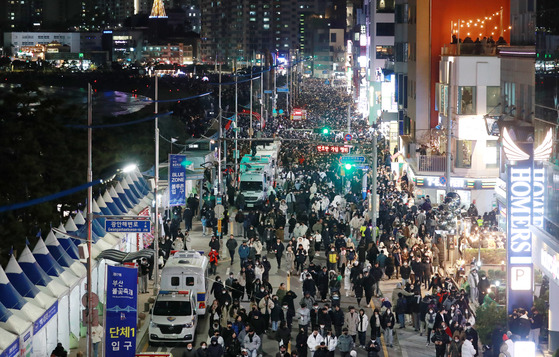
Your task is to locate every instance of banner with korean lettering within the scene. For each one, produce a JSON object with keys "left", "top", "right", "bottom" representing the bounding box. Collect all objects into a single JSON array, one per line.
[
  {"left": 105, "top": 265, "right": 138, "bottom": 357},
  {"left": 169, "top": 154, "right": 187, "bottom": 206}
]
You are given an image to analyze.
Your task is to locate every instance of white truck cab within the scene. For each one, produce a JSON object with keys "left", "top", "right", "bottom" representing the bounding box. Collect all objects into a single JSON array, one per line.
[{"left": 148, "top": 290, "right": 197, "bottom": 344}]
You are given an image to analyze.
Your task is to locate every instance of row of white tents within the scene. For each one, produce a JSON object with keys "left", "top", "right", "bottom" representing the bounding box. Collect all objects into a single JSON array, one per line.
[{"left": 0, "top": 169, "right": 153, "bottom": 357}]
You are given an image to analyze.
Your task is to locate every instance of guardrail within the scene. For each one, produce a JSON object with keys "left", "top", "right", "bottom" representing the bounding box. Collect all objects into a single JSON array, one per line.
[{"left": 417, "top": 155, "right": 447, "bottom": 172}]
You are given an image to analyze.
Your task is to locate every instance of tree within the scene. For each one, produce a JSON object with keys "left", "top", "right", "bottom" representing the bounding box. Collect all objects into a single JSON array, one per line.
[{"left": 475, "top": 301, "right": 507, "bottom": 345}]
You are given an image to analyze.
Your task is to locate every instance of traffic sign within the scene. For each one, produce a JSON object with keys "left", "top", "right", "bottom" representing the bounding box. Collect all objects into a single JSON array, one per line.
[
  {"left": 439, "top": 176, "right": 447, "bottom": 185},
  {"left": 277, "top": 87, "right": 289, "bottom": 93},
  {"left": 264, "top": 90, "right": 273, "bottom": 94},
  {"left": 339, "top": 155, "right": 366, "bottom": 164},
  {"left": 105, "top": 219, "right": 150, "bottom": 233},
  {"left": 345, "top": 133, "right": 353, "bottom": 141}
]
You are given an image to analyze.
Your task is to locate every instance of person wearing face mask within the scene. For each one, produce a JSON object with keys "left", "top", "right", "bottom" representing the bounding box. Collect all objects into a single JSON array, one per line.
[
  {"left": 431, "top": 325, "right": 451, "bottom": 357},
  {"left": 461, "top": 335, "right": 476, "bottom": 357},
  {"left": 448, "top": 331, "right": 463, "bottom": 357},
  {"left": 296, "top": 328, "right": 309, "bottom": 357},
  {"left": 196, "top": 342, "right": 209, "bottom": 357},
  {"left": 276, "top": 345, "right": 291, "bottom": 357},
  {"left": 357, "top": 308, "right": 369, "bottom": 348},
  {"left": 307, "top": 328, "right": 324, "bottom": 357},
  {"left": 323, "top": 330, "right": 338, "bottom": 357},
  {"left": 380, "top": 308, "right": 395, "bottom": 348},
  {"left": 276, "top": 320, "right": 292, "bottom": 348},
  {"left": 243, "top": 330, "right": 261, "bottom": 357},
  {"left": 336, "top": 327, "right": 354, "bottom": 357},
  {"left": 183, "top": 342, "right": 196, "bottom": 357},
  {"left": 226, "top": 332, "right": 241, "bottom": 357},
  {"left": 369, "top": 308, "right": 381, "bottom": 339}
]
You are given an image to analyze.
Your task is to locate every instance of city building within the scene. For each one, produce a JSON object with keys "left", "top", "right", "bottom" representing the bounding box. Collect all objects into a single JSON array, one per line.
[
  {"left": 200, "top": 0, "right": 329, "bottom": 66},
  {"left": 4, "top": 32, "right": 82, "bottom": 55},
  {"left": 141, "top": 42, "right": 193, "bottom": 64}
]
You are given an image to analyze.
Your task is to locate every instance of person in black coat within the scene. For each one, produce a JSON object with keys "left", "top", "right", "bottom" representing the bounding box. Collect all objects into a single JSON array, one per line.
[
  {"left": 431, "top": 327, "right": 450, "bottom": 357},
  {"left": 332, "top": 305, "right": 345, "bottom": 337},
  {"left": 296, "top": 328, "right": 308, "bottom": 357},
  {"left": 196, "top": 342, "right": 209, "bottom": 357},
  {"left": 352, "top": 273, "right": 364, "bottom": 307},
  {"left": 211, "top": 277, "right": 224, "bottom": 300},
  {"left": 302, "top": 274, "right": 317, "bottom": 297},
  {"left": 226, "top": 333, "right": 241, "bottom": 357},
  {"left": 207, "top": 337, "right": 224, "bottom": 357},
  {"left": 276, "top": 321, "right": 292, "bottom": 347},
  {"left": 369, "top": 308, "right": 382, "bottom": 338},
  {"left": 273, "top": 238, "right": 285, "bottom": 270},
  {"left": 365, "top": 338, "right": 381, "bottom": 357},
  {"left": 317, "top": 267, "right": 329, "bottom": 301}
]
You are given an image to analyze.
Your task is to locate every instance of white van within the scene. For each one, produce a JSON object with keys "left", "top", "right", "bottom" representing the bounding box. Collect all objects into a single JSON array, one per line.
[
  {"left": 149, "top": 290, "right": 197, "bottom": 344},
  {"left": 159, "top": 250, "right": 209, "bottom": 315}
]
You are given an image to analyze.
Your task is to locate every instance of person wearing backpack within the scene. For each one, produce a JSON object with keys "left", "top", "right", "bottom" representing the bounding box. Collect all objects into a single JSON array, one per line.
[{"left": 395, "top": 293, "right": 407, "bottom": 328}]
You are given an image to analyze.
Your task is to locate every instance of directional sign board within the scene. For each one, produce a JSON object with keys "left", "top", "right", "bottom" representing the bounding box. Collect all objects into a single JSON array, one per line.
[
  {"left": 106, "top": 220, "right": 151, "bottom": 233},
  {"left": 339, "top": 155, "right": 366, "bottom": 164},
  {"left": 277, "top": 87, "right": 289, "bottom": 93}
]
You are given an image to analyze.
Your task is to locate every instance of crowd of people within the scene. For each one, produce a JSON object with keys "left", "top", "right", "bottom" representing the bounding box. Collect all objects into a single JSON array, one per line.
[{"left": 153, "top": 77, "right": 541, "bottom": 357}]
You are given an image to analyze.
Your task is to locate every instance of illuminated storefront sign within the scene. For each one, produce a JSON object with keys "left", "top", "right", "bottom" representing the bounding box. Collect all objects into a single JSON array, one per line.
[
  {"left": 414, "top": 176, "right": 496, "bottom": 190},
  {"left": 316, "top": 145, "right": 350, "bottom": 153},
  {"left": 503, "top": 128, "right": 552, "bottom": 313}
]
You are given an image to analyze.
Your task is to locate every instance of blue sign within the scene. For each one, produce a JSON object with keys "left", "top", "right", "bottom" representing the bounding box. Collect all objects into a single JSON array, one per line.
[
  {"left": 105, "top": 266, "right": 137, "bottom": 357},
  {"left": 264, "top": 90, "right": 273, "bottom": 94},
  {"left": 325, "top": 80, "right": 330, "bottom": 85},
  {"left": 33, "top": 301, "right": 57, "bottom": 334},
  {"left": 0, "top": 337, "right": 19, "bottom": 357},
  {"left": 344, "top": 134, "right": 353, "bottom": 141},
  {"left": 169, "top": 154, "right": 187, "bottom": 206},
  {"left": 439, "top": 176, "right": 447, "bottom": 185},
  {"left": 277, "top": 87, "right": 289, "bottom": 93},
  {"left": 106, "top": 220, "right": 150, "bottom": 233},
  {"left": 339, "top": 155, "right": 366, "bottom": 164}
]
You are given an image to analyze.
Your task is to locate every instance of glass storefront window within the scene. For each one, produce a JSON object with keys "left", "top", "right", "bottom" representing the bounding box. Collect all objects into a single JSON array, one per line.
[
  {"left": 456, "top": 140, "right": 473, "bottom": 168},
  {"left": 458, "top": 86, "right": 476, "bottom": 114},
  {"left": 487, "top": 86, "right": 501, "bottom": 114},
  {"left": 485, "top": 140, "right": 498, "bottom": 168}
]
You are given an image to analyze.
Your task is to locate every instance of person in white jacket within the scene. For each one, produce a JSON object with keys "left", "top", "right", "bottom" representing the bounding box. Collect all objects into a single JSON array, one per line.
[
  {"left": 357, "top": 309, "right": 370, "bottom": 348},
  {"left": 307, "top": 329, "right": 324, "bottom": 357},
  {"left": 461, "top": 337, "right": 476, "bottom": 357},
  {"left": 324, "top": 330, "right": 338, "bottom": 356}
]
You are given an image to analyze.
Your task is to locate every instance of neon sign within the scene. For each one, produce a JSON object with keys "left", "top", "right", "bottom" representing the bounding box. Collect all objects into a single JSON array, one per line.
[{"left": 316, "top": 145, "right": 350, "bottom": 153}]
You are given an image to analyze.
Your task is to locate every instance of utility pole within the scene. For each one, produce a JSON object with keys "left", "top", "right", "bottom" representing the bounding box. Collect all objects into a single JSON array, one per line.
[
  {"left": 446, "top": 62, "right": 452, "bottom": 193},
  {"left": 250, "top": 66, "right": 253, "bottom": 137},
  {"left": 235, "top": 74, "right": 238, "bottom": 186},
  {"left": 218, "top": 66, "right": 223, "bottom": 197},
  {"left": 86, "top": 83, "right": 93, "bottom": 357},
  {"left": 261, "top": 64, "right": 264, "bottom": 129},
  {"left": 368, "top": 1, "right": 378, "bottom": 231},
  {"left": 347, "top": 105, "right": 351, "bottom": 134},
  {"left": 153, "top": 75, "right": 160, "bottom": 294}
]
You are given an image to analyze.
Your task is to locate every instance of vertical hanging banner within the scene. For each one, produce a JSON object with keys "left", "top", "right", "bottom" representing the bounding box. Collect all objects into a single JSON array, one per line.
[
  {"left": 105, "top": 265, "right": 138, "bottom": 357},
  {"left": 169, "top": 154, "right": 187, "bottom": 206}
]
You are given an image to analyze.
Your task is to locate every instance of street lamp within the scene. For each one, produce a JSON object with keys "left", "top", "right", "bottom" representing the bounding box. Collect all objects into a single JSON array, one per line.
[{"left": 122, "top": 163, "right": 138, "bottom": 173}]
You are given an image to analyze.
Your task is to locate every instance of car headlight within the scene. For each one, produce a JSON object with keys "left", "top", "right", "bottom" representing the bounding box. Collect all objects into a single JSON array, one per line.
[
  {"left": 185, "top": 322, "right": 193, "bottom": 328},
  {"left": 150, "top": 321, "right": 159, "bottom": 328}
]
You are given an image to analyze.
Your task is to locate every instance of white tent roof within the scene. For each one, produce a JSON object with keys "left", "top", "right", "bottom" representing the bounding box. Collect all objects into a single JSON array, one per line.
[
  {"left": 33, "top": 239, "right": 80, "bottom": 288},
  {"left": 18, "top": 246, "right": 69, "bottom": 298},
  {"left": 0, "top": 327, "right": 18, "bottom": 352},
  {"left": 0, "top": 266, "right": 45, "bottom": 325},
  {"left": 64, "top": 216, "right": 79, "bottom": 232},
  {"left": 74, "top": 211, "right": 86, "bottom": 225},
  {"left": 45, "top": 231, "right": 86, "bottom": 278},
  {"left": 5, "top": 255, "right": 57, "bottom": 310},
  {"left": 0, "top": 308, "right": 31, "bottom": 336},
  {"left": 55, "top": 223, "right": 66, "bottom": 238}
]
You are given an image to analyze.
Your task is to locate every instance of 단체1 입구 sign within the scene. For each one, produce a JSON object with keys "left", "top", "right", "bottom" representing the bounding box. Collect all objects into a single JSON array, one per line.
[{"left": 105, "top": 265, "right": 138, "bottom": 357}]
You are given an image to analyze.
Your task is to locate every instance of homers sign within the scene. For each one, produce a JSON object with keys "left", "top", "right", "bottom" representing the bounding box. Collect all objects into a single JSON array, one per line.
[{"left": 503, "top": 128, "right": 552, "bottom": 313}]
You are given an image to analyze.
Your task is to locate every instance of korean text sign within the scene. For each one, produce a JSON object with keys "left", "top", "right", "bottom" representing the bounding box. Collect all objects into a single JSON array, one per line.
[
  {"left": 105, "top": 265, "right": 138, "bottom": 357},
  {"left": 169, "top": 154, "right": 187, "bottom": 206}
]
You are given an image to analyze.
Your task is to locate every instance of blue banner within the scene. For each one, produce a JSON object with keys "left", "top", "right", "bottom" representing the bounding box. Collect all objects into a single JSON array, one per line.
[
  {"left": 105, "top": 220, "right": 151, "bottom": 233},
  {"left": 105, "top": 266, "right": 138, "bottom": 357},
  {"left": 0, "top": 337, "right": 19, "bottom": 357},
  {"left": 169, "top": 154, "right": 187, "bottom": 207},
  {"left": 33, "top": 301, "right": 58, "bottom": 334}
]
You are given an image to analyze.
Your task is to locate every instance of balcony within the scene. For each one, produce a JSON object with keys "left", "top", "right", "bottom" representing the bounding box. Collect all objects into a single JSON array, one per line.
[
  {"left": 408, "top": 154, "right": 447, "bottom": 173},
  {"left": 441, "top": 43, "right": 498, "bottom": 56}
]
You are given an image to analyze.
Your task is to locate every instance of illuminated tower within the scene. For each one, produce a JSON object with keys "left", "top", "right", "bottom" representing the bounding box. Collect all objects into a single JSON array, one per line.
[{"left": 149, "top": 0, "right": 167, "bottom": 18}]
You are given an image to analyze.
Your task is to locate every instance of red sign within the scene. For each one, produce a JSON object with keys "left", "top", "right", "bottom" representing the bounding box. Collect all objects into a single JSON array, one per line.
[{"left": 316, "top": 145, "right": 350, "bottom": 153}]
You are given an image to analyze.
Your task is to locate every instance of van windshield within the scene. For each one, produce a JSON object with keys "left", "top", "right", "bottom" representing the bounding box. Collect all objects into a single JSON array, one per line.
[
  {"left": 153, "top": 300, "right": 192, "bottom": 316},
  {"left": 240, "top": 181, "right": 262, "bottom": 191}
]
